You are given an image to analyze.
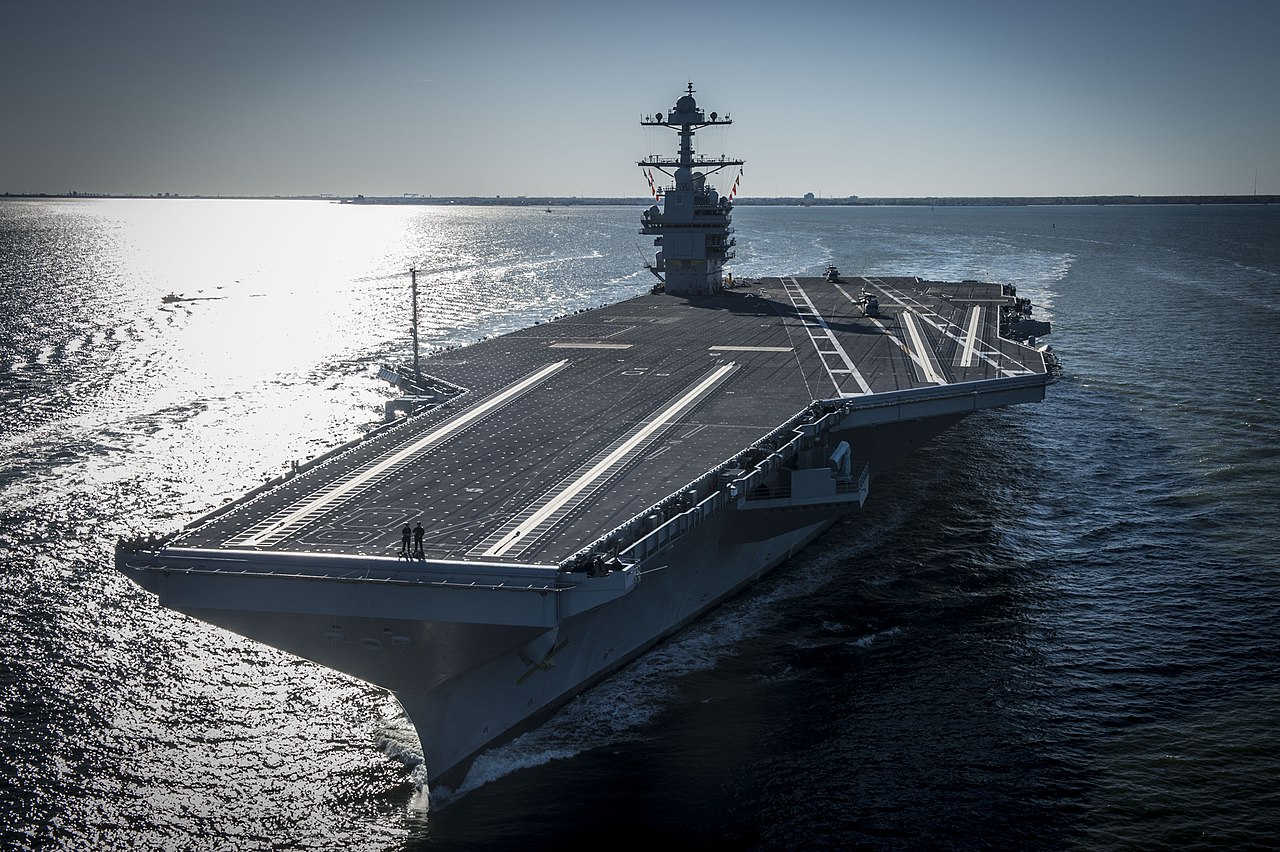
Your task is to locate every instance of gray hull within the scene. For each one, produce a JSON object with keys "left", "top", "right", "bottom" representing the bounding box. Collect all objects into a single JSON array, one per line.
[
  {"left": 121, "top": 412, "right": 969, "bottom": 788},
  {"left": 397, "top": 512, "right": 832, "bottom": 789},
  {"left": 131, "top": 512, "right": 831, "bottom": 787},
  {"left": 113, "top": 86, "right": 1057, "bottom": 793}
]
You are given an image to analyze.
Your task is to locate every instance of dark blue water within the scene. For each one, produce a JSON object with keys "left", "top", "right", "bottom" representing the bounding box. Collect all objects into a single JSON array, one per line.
[{"left": 2, "top": 200, "right": 1278, "bottom": 850}]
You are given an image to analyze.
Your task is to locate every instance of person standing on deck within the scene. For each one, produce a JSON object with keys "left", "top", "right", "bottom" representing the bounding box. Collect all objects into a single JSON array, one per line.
[
  {"left": 413, "top": 522, "right": 425, "bottom": 559},
  {"left": 399, "top": 524, "right": 412, "bottom": 558}
]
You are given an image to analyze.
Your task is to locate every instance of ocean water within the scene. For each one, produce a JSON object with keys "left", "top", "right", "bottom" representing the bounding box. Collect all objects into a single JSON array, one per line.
[{"left": 1, "top": 199, "right": 1277, "bottom": 850}]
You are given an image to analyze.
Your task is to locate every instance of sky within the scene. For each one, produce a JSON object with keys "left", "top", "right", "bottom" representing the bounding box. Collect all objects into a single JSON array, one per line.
[{"left": 2, "top": 0, "right": 1278, "bottom": 198}]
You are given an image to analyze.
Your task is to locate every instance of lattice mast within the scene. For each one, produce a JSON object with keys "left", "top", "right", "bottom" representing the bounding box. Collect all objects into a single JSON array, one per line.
[{"left": 639, "top": 84, "right": 744, "bottom": 296}]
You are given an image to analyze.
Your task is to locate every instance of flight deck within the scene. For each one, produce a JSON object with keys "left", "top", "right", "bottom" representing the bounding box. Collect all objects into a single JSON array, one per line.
[
  {"left": 115, "top": 84, "right": 1061, "bottom": 792},
  {"left": 171, "top": 275, "right": 1050, "bottom": 565}
]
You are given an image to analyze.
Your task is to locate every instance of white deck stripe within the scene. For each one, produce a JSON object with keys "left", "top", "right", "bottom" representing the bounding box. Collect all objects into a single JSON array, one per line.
[
  {"left": 483, "top": 362, "right": 737, "bottom": 557},
  {"left": 829, "top": 281, "right": 925, "bottom": 370},
  {"left": 708, "top": 345, "right": 794, "bottom": 352},
  {"left": 902, "top": 313, "right": 946, "bottom": 385},
  {"left": 828, "top": 279, "right": 972, "bottom": 383},
  {"left": 865, "top": 278, "right": 1019, "bottom": 373},
  {"left": 960, "top": 306, "right": 983, "bottom": 367},
  {"left": 237, "top": 360, "right": 569, "bottom": 547}
]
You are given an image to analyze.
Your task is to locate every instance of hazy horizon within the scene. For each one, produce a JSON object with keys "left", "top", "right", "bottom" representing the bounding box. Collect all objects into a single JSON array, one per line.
[{"left": 3, "top": 0, "right": 1277, "bottom": 199}]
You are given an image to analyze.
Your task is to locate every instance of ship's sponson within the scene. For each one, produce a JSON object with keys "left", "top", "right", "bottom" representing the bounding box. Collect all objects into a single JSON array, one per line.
[
  {"left": 116, "top": 547, "right": 636, "bottom": 628},
  {"left": 118, "top": 274, "right": 1053, "bottom": 787}
]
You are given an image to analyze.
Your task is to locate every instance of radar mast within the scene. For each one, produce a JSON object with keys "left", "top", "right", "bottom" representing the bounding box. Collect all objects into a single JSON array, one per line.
[{"left": 639, "top": 84, "right": 744, "bottom": 296}]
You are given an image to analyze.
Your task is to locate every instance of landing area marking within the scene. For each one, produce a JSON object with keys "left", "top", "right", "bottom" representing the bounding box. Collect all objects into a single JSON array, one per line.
[
  {"left": 231, "top": 360, "right": 570, "bottom": 548},
  {"left": 479, "top": 362, "right": 738, "bottom": 558},
  {"left": 860, "top": 278, "right": 1039, "bottom": 376},
  {"left": 901, "top": 312, "right": 947, "bottom": 385},
  {"left": 782, "top": 277, "right": 872, "bottom": 396},
  {"left": 959, "top": 305, "right": 983, "bottom": 367},
  {"left": 708, "top": 345, "right": 793, "bottom": 352}
]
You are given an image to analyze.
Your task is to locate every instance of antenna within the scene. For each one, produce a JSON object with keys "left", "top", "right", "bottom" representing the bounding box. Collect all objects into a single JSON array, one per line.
[{"left": 410, "top": 268, "right": 422, "bottom": 388}]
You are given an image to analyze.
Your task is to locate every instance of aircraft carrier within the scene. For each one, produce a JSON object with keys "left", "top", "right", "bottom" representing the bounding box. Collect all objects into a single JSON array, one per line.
[{"left": 117, "top": 85, "right": 1058, "bottom": 792}]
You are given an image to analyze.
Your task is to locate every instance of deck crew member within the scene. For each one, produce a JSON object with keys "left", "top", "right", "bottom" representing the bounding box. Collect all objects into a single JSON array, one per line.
[
  {"left": 413, "top": 522, "right": 425, "bottom": 558},
  {"left": 400, "top": 524, "right": 412, "bottom": 558}
]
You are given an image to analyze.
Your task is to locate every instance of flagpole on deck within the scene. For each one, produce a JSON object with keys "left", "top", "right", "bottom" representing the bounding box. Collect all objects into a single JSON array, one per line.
[{"left": 410, "top": 267, "right": 422, "bottom": 389}]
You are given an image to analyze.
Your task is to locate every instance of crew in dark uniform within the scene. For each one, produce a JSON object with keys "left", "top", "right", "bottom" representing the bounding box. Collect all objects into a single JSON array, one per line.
[
  {"left": 400, "top": 524, "right": 412, "bottom": 558},
  {"left": 413, "top": 522, "right": 425, "bottom": 558}
]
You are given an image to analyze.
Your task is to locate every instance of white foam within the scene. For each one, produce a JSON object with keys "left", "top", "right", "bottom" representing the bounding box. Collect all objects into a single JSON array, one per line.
[{"left": 849, "top": 626, "right": 903, "bottom": 648}]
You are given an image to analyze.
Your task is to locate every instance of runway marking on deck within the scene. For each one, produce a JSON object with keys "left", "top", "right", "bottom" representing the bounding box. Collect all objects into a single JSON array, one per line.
[
  {"left": 782, "top": 277, "right": 872, "bottom": 396},
  {"left": 550, "top": 342, "right": 633, "bottom": 349},
  {"left": 707, "top": 345, "right": 794, "bottom": 352},
  {"left": 863, "top": 278, "right": 1033, "bottom": 374},
  {"left": 901, "top": 312, "right": 947, "bottom": 385},
  {"left": 828, "top": 280, "right": 943, "bottom": 383},
  {"left": 480, "top": 362, "right": 738, "bottom": 558},
  {"left": 231, "top": 360, "right": 570, "bottom": 548},
  {"left": 959, "top": 306, "right": 983, "bottom": 367},
  {"left": 830, "top": 279, "right": 1026, "bottom": 384}
]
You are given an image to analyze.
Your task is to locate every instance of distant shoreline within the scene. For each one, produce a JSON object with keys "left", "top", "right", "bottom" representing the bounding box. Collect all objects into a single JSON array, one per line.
[{"left": 3, "top": 192, "right": 1276, "bottom": 207}]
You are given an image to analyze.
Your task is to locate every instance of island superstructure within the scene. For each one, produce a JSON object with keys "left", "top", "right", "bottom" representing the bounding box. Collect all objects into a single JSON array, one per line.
[
  {"left": 117, "top": 86, "right": 1058, "bottom": 792},
  {"left": 639, "top": 83, "right": 743, "bottom": 294}
]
